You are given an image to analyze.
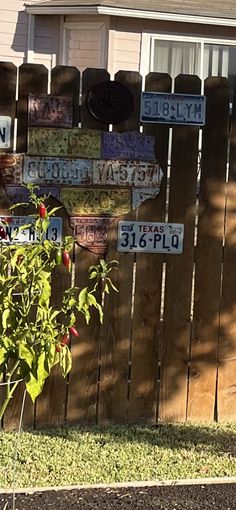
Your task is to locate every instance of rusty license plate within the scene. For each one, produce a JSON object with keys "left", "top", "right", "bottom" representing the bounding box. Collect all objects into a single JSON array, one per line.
[
  {"left": 92, "top": 160, "right": 162, "bottom": 187},
  {"left": 101, "top": 131, "right": 156, "bottom": 160},
  {"left": 70, "top": 216, "right": 113, "bottom": 254},
  {"left": 0, "top": 155, "right": 23, "bottom": 184},
  {"left": 132, "top": 188, "right": 162, "bottom": 209},
  {"left": 60, "top": 187, "right": 131, "bottom": 216},
  {"left": 6, "top": 185, "right": 60, "bottom": 205},
  {"left": 23, "top": 156, "right": 92, "bottom": 185},
  {"left": 28, "top": 94, "right": 73, "bottom": 128},
  {"left": 28, "top": 128, "right": 101, "bottom": 158}
]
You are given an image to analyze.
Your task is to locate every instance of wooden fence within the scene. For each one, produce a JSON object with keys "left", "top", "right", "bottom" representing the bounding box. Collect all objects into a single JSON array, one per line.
[{"left": 0, "top": 62, "right": 236, "bottom": 429}]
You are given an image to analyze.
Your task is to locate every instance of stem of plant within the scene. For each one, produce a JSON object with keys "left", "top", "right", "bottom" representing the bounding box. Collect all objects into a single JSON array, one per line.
[{"left": 0, "top": 361, "right": 21, "bottom": 421}]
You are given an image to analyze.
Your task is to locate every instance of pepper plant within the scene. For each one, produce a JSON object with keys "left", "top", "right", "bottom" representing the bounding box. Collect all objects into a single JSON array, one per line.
[{"left": 0, "top": 185, "right": 118, "bottom": 419}]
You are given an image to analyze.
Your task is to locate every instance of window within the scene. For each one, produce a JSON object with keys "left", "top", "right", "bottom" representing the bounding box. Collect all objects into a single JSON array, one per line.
[{"left": 141, "top": 33, "right": 236, "bottom": 92}]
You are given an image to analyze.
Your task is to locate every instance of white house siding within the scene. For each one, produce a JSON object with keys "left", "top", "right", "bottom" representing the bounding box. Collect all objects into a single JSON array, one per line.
[
  {"left": 108, "top": 29, "right": 141, "bottom": 75},
  {"left": 0, "top": 1, "right": 59, "bottom": 69},
  {"left": 64, "top": 15, "right": 109, "bottom": 70},
  {"left": 109, "top": 16, "right": 236, "bottom": 75},
  {"left": 34, "top": 15, "right": 60, "bottom": 69},
  {"left": 65, "top": 25, "right": 101, "bottom": 69},
  {"left": 0, "top": 0, "right": 29, "bottom": 65}
]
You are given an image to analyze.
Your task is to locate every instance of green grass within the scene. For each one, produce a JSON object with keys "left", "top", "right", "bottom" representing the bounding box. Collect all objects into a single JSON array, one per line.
[{"left": 0, "top": 422, "right": 236, "bottom": 489}]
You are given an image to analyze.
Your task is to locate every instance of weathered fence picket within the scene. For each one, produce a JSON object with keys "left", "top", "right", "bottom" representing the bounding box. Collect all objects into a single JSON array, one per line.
[
  {"left": 217, "top": 81, "right": 236, "bottom": 422},
  {"left": 187, "top": 77, "right": 229, "bottom": 421},
  {"left": 159, "top": 74, "right": 201, "bottom": 422}
]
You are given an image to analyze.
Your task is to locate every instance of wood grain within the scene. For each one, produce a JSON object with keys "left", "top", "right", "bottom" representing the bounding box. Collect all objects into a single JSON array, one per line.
[
  {"left": 159, "top": 75, "right": 201, "bottom": 422},
  {"left": 187, "top": 78, "right": 229, "bottom": 421},
  {"left": 16, "top": 63, "right": 48, "bottom": 153},
  {"left": 66, "top": 68, "right": 110, "bottom": 424},
  {"left": 98, "top": 71, "right": 142, "bottom": 424},
  {"left": 51, "top": 65, "right": 80, "bottom": 126},
  {"left": 217, "top": 81, "right": 236, "bottom": 421},
  {"left": 0, "top": 62, "right": 17, "bottom": 152},
  {"left": 34, "top": 199, "right": 73, "bottom": 428},
  {"left": 128, "top": 73, "right": 171, "bottom": 424}
]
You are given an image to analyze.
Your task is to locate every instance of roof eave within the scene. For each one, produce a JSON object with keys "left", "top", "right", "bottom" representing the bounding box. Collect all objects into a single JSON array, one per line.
[
  {"left": 25, "top": 4, "right": 99, "bottom": 15},
  {"left": 25, "top": 4, "right": 236, "bottom": 27}
]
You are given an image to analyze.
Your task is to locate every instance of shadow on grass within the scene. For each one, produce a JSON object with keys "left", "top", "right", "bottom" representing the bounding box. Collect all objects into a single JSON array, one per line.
[{"left": 28, "top": 423, "right": 236, "bottom": 455}]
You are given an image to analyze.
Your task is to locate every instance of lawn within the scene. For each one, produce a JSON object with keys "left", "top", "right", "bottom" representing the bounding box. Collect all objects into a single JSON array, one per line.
[{"left": 0, "top": 422, "right": 235, "bottom": 489}]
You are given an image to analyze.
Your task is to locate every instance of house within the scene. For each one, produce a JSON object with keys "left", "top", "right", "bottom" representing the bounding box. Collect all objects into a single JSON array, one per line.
[{"left": 2, "top": 1, "right": 236, "bottom": 84}]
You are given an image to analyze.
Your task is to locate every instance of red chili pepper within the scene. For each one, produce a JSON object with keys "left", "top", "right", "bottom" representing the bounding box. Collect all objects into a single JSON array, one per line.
[
  {"left": 38, "top": 203, "right": 46, "bottom": 218},
  {"left": 69, "top": 326, "right": 79, "bottom": 337},
  {"left": 56, "top": 345, "right": 61, "bottom": 353},
  {"left": 61, "top": 334, "right": 70, "bottom": 346},
  {"left": 62, "top": 250, "right": 70, "bottom": 269}
]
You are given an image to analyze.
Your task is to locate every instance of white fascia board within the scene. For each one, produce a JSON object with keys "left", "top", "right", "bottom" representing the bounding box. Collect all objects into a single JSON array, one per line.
[
  {"left": 25, "top": 4, "right": 236, "bottom": 27},
  {"left": 98, "top": 7, "right": 236, "bottom": 27},
  {"left": 25, "top": 5, "right": 99, "bottom": 15}
]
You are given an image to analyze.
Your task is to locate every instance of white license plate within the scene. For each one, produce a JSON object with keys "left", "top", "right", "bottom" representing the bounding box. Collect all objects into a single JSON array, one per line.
[
  {"left": 0, "top": 216, "right": 62, "bottom": 243},
  {"left": 117, "top": 221, "right": 184, "bottom": 254},
  {"left": 140, "top": 92, "right": 206, "bottom": 126},
  {"left": 0, "top": 116, "right": 11, "bottom": 148}
]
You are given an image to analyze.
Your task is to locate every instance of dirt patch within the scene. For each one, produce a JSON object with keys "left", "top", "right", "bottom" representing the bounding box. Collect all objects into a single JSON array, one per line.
[{"left": 1, "top": 483, "right": 236, "bottom": 509}]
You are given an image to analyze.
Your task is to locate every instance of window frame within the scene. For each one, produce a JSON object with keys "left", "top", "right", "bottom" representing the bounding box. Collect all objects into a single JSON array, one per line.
[{"left": 140, "top": 31, "right": 236, "bottom": 87}]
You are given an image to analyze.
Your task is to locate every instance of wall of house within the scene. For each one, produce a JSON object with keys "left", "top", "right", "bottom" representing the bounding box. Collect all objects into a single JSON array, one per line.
[
  {"left": 1, "top": 6, "right": 236, "bottom": 73},
  {"left": 64, "top": 15, "right": 109, "bottom": 70},
  {"left": 0, "top": 0, "right": 29, "bottom": 65},
  {"left": 0, "top": 1, "right": 59, "bottom": 69},
  {"left": 34, "top": 15, "right": 60, "bottom": 69},
  {"left": 109, "top": 16, "right": 236, "bottom": 75},
  {"left": 108, "top": 26, "right": 141, "bottom": 76}
]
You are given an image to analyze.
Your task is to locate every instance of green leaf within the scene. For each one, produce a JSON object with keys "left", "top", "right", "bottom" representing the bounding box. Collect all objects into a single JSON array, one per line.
[
  {"left": 100, "top": 259, "right": 107, "bottom": 272},
  {"left": 106, "top": 277, "right": 119, "bottom": 292},
  {"left": 87, "top": 292, "right": 103, "bottom": 323},
  {"left": 89, "top": 271, "right": 98, "bottom": 280},
  {"left": 64, "top": 236, "right": 74, "bottom": 252},
  {"left": 26, "top": 351, "right": 49, "bottom": 402},
  {"left": 25, "top": 372, "right": 43, "bottom": 403},
  {"left": 47, "top": 206, "right": 62, "bottom": 217},
  {"left": 38, "top": 271, "right": 51, "bottom": 305},
  {"left": 59, "top": 346, "right": 72, "bottom": 377},
  {"left": 0, "top": 346, "right": 7, "bottom": 366},
  {"left": 104, "top": 283, "right": 109, "bottom": 294},
  {"left": 44, "top": 342, "right": 56, "bottom": 373},
  {"left": 19, "top": 343, "right": 34, "bottom": 368},
  {"left": 78, "top": 287, "right": 88, "bottom": 308},
  {"left": 2, "top": 309, "right": 10, "bottom": 330},
  {"left": 8, "top": 203, "right": 28, "bottom": 211}
]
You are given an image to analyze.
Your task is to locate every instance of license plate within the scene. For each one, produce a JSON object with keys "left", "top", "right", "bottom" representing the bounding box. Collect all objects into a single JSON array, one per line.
[
  {"left": 70, "top": 216, "right": 113, "bottom": 254},
  {"left": 0, "top": 116, "right": 11, "bottom": 148},
  {"left": 101, "top": 131, "right": 156, "bottom": 160},
  {"left": 28, "top": 128, "right": 101, "bottom": 158},
  {"left": 60, "top": 187, "right": 131, "bottom": 216},
  {"left": 28, "top": 94, "right": 73, "bottom": 128},
  {"left": 0, "top": 216, "right": 62, "bottom": 243},
  {"left": 132, "top": 188, "right": 161, "bottom": 209},
  {"left": 0, "top": 155, "right": 23, "bottom": 184},
  {"left": 140, "top": 92, "right": 206, "bottom": 126},
  {"left": 6, "top": 185, "right": 60, "bottom": 205},
  {"left": 92, "top": 160, "right": 163, "bottom": 187},
  {"left": 23, "top": 156, "right": 92, "bottom": 185},
  {"left": 117, "top": 221, "right": 184, "bottom": 253}
]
